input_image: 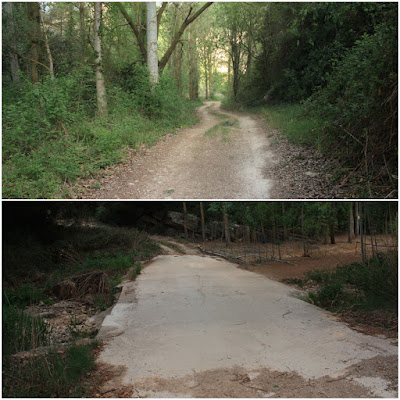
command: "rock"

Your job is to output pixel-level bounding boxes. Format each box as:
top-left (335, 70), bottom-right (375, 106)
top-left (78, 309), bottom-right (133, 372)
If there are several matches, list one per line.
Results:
top-left (304, 171), bottom-right (319, 178)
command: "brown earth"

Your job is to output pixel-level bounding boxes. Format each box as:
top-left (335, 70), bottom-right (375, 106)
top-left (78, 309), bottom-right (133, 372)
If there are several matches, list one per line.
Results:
top-left (94, 355), bottom-right (397, 398)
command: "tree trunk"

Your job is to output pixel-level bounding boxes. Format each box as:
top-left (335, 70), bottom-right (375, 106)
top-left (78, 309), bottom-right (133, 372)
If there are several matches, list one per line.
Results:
top-left (282, 203), bottom-right (288, 241)
top-left (359, 203), bottom-right (366, 263)
top-left (94, 2), bottom-right (108, 115)
top-left (207, 49), bottom-right (213, 98)
top-left (117, 3), bottom-right (147, 61)
top-left (188, 25), bottom-right (199, 100)
top-left (348, 203), bottom-right (354, 243)
top-left (200, 202), bottom-right (206, 242)
top-left (146, 2), bottom-right (159, 92)
top-left (227, 56), bottom-right (232, 98)
top-left (355, 202), bottom-right (360, 237)
top-left (222, 203), bottom-right (230, 244)
top-left (4, 2), bottom-right (20, 86)
top-left (329, 203), bottom-right (336, 245)
top-left (27, 2), bottom-right (41, 83)
top-left (173, 42), bottom-right (183, 95)
top-left (183, 202), bottom-right (189, 239)
top-left (79, 3), bottom-right (87, 51)
top-left (39, 7), bottom-right (54, 80)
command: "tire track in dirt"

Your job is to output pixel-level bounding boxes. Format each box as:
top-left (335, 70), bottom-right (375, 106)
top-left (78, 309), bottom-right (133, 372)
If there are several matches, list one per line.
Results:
top-left (80, 101), bottom-right (277, 199)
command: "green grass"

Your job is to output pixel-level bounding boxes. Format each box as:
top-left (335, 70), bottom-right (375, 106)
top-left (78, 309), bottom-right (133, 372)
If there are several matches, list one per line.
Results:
top-left (3, 342), bottom-right (99, 397)
top-left (204, 119), bottom-right (238, 143)
top-left (261, 103), bottom-right (327, 151)
top-left (2, 76), bottom-right (201, 199)
top-left (304, 252), bottom-right (398, 312)
top-left (159, 240), bottom-right (186, 254)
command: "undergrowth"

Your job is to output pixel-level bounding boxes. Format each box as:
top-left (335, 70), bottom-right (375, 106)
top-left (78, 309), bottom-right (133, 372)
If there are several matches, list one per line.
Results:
top-left (3, 224), bottom-right (161, 397)
top-left (261, 104), bottom-right (327, 152)
top-left (304, 251), bottom-right (397, 312)
top-left (3, 342), bottom-right (99, 398)
top-left (2, 70), bottom-right (201, 199)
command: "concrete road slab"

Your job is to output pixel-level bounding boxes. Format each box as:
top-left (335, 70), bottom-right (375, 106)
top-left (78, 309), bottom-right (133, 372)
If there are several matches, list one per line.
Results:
top-left (98, 255), bottom-right (397, 394)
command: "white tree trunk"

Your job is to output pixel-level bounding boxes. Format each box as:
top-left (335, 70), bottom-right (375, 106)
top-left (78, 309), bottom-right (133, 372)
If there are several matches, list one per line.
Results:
top-left (146, 2), bottom-right (159, 92)
top-left (94, 2), bottom-right (107, 115)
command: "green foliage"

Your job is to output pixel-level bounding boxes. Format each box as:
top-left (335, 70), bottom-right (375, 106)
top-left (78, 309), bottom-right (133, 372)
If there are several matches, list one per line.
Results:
top-left (3, 343), bottom-right (98, 398)
top-left (2, 305), bottom-right (51, 357)
top-left (261, 104), bottom-right (326, 149)
top-left (306, 22), bottom-right (397, 172)
top-left (306, 252), bottom-right (398, 311)
top-left (135, 262), bottom-right (143, 275)
top-left (3, 283), bottom-right (49, 309)
top-left (2, 69), bottom-right (200, 198)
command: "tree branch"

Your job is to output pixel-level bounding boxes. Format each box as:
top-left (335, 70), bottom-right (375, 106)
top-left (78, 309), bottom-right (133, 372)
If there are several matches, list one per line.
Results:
top-left (159, 2), bottom-right (213, 73)
top-left (9, 46), bottom-right (51, 72)
top-left (116, 2), bottom-right (147, 60)
top-left (157, 2), bottom-right (168, 37)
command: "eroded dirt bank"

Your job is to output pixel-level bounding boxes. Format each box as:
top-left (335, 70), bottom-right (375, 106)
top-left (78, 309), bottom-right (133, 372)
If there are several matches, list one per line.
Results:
top-left (96, 254), bottom-right (398, 397)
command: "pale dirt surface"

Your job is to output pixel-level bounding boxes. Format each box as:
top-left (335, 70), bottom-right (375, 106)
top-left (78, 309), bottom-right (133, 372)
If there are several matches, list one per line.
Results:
top-left (96, 253), bottom-right (398, 398)
top-left (77, 101), bottom-right (275, 199)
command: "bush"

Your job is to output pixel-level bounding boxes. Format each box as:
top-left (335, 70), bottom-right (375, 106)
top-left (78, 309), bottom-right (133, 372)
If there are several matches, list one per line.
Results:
top-left (3, 284), bottom-right (49, 309)
top-left (2, 305), bottom-right (51, 358)
top-left (306, 252), bottom-right (398, 311)
top-left (3, 343), bottom-right (98, 397)
top-left (2, 68), bottom-right (200, 199)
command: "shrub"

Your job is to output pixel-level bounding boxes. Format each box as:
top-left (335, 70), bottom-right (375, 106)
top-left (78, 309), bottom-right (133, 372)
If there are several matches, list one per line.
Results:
top-left (3, 343), bottom-right (98, 397)
top-left (2, 305), bottom-right (51, 358)
top-left (306, 252), bottom-right (397, 311)
top-left (3, 283), bottom-right (49, 309)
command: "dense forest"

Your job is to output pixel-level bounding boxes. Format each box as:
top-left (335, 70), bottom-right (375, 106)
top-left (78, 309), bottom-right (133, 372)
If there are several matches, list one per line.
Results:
top-left (2, 2), bottom-right (398, 198)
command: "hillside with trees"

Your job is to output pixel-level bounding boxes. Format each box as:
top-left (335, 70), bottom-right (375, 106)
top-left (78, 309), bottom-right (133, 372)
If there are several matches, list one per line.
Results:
top-left (2, 2), bottom-right (397, 198)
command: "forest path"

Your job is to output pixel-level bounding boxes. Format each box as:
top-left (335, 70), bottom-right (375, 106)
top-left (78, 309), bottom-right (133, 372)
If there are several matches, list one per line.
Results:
top-left (82, 101), bottom-right (276, 199)
top-left (97, 255), bottom-right (397, 398)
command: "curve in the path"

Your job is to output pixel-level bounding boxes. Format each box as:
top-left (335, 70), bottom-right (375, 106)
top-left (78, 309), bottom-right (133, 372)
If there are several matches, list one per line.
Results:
top-left (84, 101), bottom-right (276, 199)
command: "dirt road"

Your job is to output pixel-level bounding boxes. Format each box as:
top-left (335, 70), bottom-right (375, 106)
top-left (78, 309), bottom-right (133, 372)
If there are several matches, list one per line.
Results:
top-left (81, 102), bottom-right (276, 199)
top-left (97, 255), bottom-right (397, 397)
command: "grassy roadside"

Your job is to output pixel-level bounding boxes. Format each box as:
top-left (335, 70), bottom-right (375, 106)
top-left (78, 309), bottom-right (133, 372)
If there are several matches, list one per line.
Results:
top-left (290, 252), bottom-right (398, 333)
top-left (260, 103), bottom-right (327, 151)
top-left (2, 224), bottom-right (161, 397)
top-left (2, 76), bottom-right (202, 199)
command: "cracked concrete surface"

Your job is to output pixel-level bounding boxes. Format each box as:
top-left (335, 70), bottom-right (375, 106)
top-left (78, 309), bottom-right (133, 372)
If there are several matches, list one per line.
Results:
top-left (97, 255), bottom-right (397, 397)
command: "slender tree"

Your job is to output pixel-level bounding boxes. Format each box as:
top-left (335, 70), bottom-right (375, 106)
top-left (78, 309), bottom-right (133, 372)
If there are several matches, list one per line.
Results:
top-left (27, 2), bottom-right (41, 83)
top-left (146, 2), bottom-right (159, 92)
top-left (4, 2), bottom-right (20, 86)
top-left (348, 203), bottom-right (354, 243)
top-left (200, 202), bottom-right (206, 242)
top-left (94, 2), bottom-right (108, 115)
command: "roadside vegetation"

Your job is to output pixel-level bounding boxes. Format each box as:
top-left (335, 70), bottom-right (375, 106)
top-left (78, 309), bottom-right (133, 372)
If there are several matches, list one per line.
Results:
top-left (219, 2), bottom-right (397, 197)
top-left (3, 70), bottom-right (200, 199)
top-left (304, 252), bottom-right (397, 313)
top-left (3, 205), bottom-right (161, 397)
